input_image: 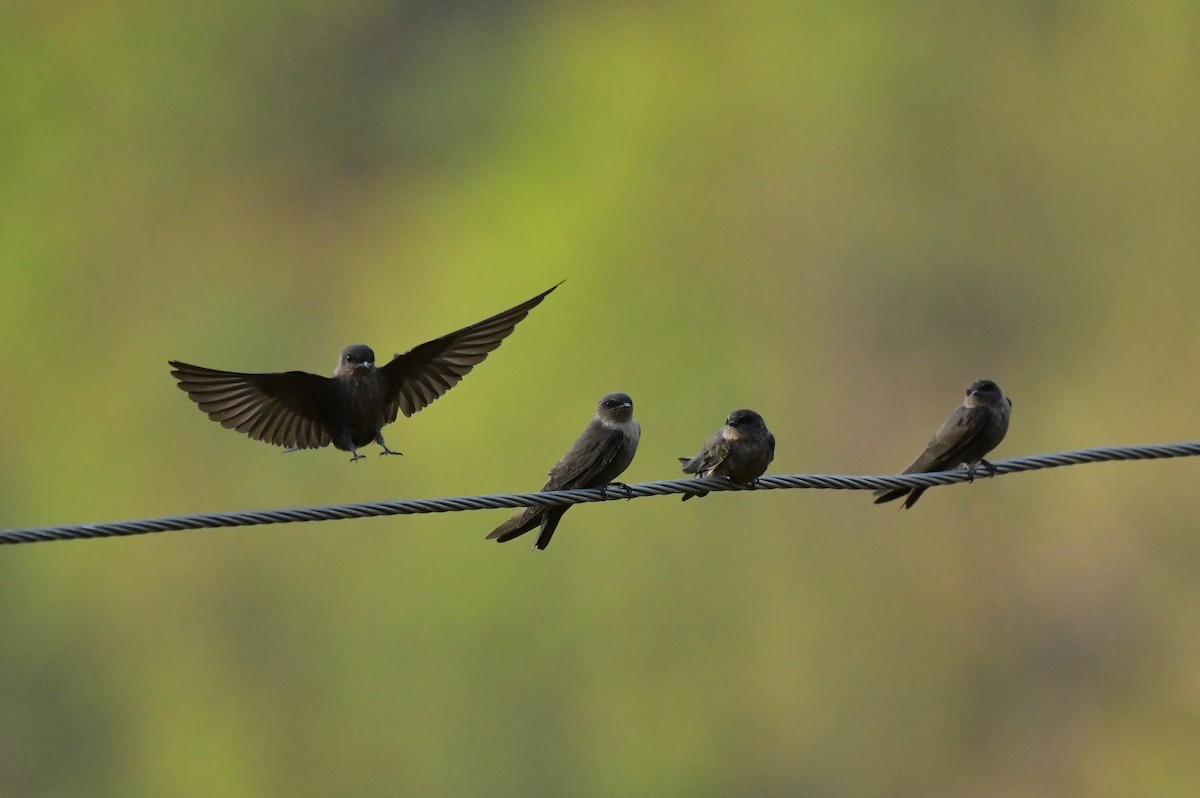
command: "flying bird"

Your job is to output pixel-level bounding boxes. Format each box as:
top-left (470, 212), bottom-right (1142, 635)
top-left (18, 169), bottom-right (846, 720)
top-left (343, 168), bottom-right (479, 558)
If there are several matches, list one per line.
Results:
top-left (169, 284), bottom-right (559, 462)
top-left (679, 409), bottom-right (775, 500)
top-left (487, 392), bottom-right (640, 550)
top-left (874, 379), bottom-right (1012, 508)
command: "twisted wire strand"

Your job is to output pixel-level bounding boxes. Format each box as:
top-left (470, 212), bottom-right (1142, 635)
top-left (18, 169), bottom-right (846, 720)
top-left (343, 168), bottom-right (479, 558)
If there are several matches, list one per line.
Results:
top-left (3, 441), bottom-right (1199, 546)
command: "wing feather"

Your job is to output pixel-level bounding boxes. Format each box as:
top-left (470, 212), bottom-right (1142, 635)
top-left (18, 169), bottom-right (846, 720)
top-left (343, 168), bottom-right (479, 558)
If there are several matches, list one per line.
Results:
top-left (380, 284), bottom-right (559, 421)
top-left (903, 407), bottom-right (992, 473)
top-left (680, 433), bottom-right (731, 477)
top-left (546, 424), bottom-right (627, 490)
top-left (169, 361), bottom-right (335, 450)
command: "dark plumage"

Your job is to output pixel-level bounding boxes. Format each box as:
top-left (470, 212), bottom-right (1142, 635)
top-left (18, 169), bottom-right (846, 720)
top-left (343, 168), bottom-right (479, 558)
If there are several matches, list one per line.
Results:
top-left (874, 379), bottom-right (1012, 508)
top-left (487, 393), bottom-right (640, 550)
top-left (679, 409), bottom-right (775, 500)
top-left (169, 284), bottom-right (559, 461)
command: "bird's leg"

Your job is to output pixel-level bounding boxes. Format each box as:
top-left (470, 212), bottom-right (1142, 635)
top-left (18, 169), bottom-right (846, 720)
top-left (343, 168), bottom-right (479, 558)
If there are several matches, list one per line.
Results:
top-left (375, 433), bottom-right (403, 457)
top-left (980, 459), bottom-right (997, 478)
top-left (606, 482), bottom-right (635, 500)
top-left (962, 462), bottom-right (977, 483)
top-left (349, 449), bottom-right (365, 463)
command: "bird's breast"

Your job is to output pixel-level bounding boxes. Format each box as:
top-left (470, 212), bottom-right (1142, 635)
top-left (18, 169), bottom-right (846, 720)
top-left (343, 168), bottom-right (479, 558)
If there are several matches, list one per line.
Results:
top-left (333, 375), bottom-right (389, 444)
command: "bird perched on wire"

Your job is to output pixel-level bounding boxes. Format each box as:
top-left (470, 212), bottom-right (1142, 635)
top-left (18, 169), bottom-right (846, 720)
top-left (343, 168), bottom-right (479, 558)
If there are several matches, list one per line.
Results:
top-left (679, 409), bottom-right (775, 500)
top-left (874, 379), bottom-right (1012, 508)
top-left (169, 283), bottom-right (559, 462)
top-left (487, 392), bottom-right (640, 550)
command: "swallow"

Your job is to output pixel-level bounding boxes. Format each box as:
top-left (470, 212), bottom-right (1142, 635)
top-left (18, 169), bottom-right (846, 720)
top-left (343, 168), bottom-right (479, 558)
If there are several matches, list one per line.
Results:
top-left (169, 284), bottom-right (559, 462)
top-left (874, 379), bottom-right (1012, 508)
top-left (679, 409), bottom-right (775, 500)
top-left (487, 392), bottom-right (640, 550)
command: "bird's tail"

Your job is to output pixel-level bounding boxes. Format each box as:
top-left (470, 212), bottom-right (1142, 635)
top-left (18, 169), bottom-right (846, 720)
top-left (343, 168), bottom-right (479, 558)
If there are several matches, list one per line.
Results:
top-left (872, 487), bottom-right (926, 508)
top-left (874, 457), bottom-right (929, 508)
top-left (488, 505), bottom-right (572, 548)
top-left (487, 507), bottom-right (544, 543)
top-left (534, 507), bottom-right (568, 550)
top-left (679, 456), bottom-right (709, 501)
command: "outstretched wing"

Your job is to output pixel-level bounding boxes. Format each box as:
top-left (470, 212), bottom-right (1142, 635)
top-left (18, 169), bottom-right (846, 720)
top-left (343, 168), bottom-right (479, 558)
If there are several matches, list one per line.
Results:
top-left (169, 361), bottom-right (335, 450)
top-left (380, 283), bottom-right (559, 421)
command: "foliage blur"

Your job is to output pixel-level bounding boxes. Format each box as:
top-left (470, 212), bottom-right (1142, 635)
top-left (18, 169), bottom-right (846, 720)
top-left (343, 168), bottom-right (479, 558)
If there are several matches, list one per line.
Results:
top-left (3, 2), bottom-right (1200, 795)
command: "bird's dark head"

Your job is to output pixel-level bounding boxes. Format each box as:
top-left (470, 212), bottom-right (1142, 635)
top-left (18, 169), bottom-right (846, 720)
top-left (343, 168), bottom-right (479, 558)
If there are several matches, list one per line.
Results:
top-left (596, 392), bottom-right (634, 424)
top-left (336, 344), bottom-right (377, 376)
top-left (722, 408), bottom-right (767, 440)
top-left (964, 379), bottom-right (1005, 408)
top-left (726, 408), bottom-right (765, 430)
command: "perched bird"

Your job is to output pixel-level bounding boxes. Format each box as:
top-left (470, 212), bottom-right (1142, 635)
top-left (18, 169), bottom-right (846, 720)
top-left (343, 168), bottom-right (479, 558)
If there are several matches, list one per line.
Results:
top-left (874, 379), bottom-right (1012, 508)
top-left (679, 409), bottom-right (775, 500)
top-left (487, 392), bottom-right (640, 550)
top-left (169, 284), bottom-right (559, 462)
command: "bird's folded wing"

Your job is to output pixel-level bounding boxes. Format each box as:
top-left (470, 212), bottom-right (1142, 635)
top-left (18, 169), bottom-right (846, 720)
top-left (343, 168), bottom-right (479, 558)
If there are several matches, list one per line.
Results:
top-left (545, 425), bottom-right (627, 490)
top-left (380, 284), bottom-right (559, 421)
top-left (169, 361), bottom-right (334, 449)
top-left (905, 408), bottom-right (990, 473)
top-left (680, 436), bottom-right (730, 475)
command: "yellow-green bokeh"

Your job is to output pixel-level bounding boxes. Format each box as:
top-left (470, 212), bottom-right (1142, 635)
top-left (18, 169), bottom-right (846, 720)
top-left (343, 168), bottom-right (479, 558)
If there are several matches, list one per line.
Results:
top-left (3, 2), bottom-right (1200, 796)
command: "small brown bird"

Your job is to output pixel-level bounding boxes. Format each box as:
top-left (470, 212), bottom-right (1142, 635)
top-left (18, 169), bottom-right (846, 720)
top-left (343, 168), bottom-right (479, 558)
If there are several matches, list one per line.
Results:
top-left (874, 379), bottom-right (1012, 508)
top-left (487, 392), bottom-right (640, 550)
top-left (170, 284), bottom-right (558, 462)
top-left (679, 409), bottom-right (775, 500)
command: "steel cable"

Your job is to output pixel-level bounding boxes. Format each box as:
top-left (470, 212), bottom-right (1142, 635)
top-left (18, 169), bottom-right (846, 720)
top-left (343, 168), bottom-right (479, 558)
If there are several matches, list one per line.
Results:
top-left (2, 441), bottom-right (1198, 546)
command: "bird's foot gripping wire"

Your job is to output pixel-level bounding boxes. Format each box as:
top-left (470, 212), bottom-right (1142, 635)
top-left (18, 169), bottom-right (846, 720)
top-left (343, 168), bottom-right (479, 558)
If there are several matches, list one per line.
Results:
top-left (962, 463), bottom-right (977, 483)
top-left (605, 482), bottom-right (635, 500)
top-left (980, 459), bottom-right (997, 477)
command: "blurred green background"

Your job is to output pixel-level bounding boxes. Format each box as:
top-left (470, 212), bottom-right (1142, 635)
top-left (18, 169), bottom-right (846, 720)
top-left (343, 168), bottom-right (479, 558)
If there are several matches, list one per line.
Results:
top-left (4, 1), bottom-right (1200, 795)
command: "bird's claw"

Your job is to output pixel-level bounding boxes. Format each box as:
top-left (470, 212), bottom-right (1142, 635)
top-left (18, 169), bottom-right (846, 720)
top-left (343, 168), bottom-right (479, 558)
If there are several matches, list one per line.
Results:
top-left (606, 482), bottom-right (634, 500)
top-left (962, 463), bottom-right (977, 483)
top-left (981, 459), bottom-right (997, 478)
top-left (374, 434), bottom-right (402, 457)
top-left (349, 452), bottom-right (365, 463)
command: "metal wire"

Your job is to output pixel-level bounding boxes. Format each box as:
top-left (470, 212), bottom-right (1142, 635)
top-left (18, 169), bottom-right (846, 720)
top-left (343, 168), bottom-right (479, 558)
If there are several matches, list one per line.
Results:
top-left (3, 441), bottom-right (1199, 546)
